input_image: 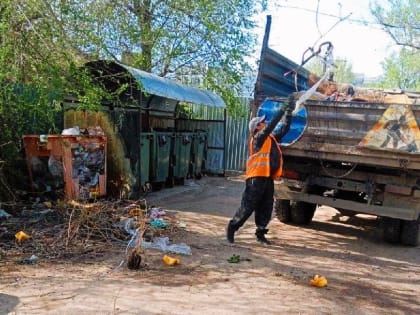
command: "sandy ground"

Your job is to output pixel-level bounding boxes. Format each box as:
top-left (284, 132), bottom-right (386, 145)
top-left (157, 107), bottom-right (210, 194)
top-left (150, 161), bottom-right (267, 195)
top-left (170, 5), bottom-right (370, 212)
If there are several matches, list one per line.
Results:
top-left (1, 175), bottom-right (420, 315)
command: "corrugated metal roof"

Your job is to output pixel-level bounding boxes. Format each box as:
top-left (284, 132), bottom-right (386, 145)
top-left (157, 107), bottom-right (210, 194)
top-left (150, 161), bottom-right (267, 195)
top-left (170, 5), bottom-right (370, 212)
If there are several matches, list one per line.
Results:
top-left (85, 60), bottom-right (225, 108)
top-left (121, 64), bottom-right (225, 108)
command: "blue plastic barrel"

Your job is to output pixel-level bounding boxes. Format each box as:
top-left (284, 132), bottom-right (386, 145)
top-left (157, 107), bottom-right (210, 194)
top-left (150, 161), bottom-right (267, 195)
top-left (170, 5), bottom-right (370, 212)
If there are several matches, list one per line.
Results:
top-left (257, 99), bottom-right (307, 146)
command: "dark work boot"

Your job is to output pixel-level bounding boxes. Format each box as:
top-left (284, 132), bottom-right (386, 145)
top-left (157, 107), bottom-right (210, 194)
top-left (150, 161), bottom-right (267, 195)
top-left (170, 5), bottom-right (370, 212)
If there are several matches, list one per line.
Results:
top-left (255, 229), bottom-right (271, 245)
top-left (226, 223), bottom-right (235, 243)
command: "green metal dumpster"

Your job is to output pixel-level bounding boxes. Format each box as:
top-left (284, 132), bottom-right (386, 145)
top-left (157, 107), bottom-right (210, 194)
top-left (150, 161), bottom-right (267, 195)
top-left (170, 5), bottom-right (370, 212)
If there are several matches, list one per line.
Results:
top-left (138, 132), bottom-right (153, 192)
top-left (150, 131), bottom-right (173, 188)
top-left (173, 132), bottom-right (193, 184)
top-left (190, 131), bottom-right (207, 179)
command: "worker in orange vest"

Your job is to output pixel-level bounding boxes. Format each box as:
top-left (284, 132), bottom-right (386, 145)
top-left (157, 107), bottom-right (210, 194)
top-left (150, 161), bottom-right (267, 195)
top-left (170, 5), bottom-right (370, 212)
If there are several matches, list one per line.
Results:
top-left (226, 99), bottom-right (292, 245)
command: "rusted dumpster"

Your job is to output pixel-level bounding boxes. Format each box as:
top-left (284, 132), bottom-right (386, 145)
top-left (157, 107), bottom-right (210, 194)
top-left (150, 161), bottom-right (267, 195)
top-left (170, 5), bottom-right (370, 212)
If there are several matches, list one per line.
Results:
top-left (23, 129), bottom-right (107, 200)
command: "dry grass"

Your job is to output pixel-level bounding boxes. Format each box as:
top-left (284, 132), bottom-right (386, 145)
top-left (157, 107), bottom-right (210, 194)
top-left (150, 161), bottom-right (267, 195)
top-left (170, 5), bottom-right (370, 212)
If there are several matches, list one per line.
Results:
top-left (64, 110), bottom-right (134, 198)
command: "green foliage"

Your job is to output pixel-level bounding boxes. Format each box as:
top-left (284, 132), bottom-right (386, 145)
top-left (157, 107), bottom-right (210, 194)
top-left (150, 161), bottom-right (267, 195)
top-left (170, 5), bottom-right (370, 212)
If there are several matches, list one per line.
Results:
top-left (77, 0), bottom-right (264, 115)
top-left (370, 0), bottom-right (419, 91)
top-left (203, 66), bottom-right (249, 118)
top-left (0, 0), bottom-right (266, 197)
top-left (376, 48), bottom-right (420, 90)
top-left (176, 103), bottom-right (195, 119)
top-left (0, 0), bottom-right (110, 195)
top-left (370, 0), bottom-right (419, 50)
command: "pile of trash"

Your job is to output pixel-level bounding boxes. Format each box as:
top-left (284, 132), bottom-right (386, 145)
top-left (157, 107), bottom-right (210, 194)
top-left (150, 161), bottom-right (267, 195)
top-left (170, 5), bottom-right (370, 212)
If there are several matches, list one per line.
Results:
top-left (0, 198), bottom-right (190, 264)
top-left (304, 73), bottom-right (420, 105)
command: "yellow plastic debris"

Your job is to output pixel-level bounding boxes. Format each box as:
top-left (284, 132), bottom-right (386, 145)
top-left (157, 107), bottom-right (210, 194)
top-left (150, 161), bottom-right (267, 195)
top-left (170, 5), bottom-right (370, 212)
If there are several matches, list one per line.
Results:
top-left (310, 274), bottom-right (328, 288)
top-left (15, 231), bottom-right (31, 243)
top-left (43, 201), bottom-right (52, 208)
top-left (128, 207), bottom-right (142, 217)
top-left (162, 254), bottom-right (180, 266)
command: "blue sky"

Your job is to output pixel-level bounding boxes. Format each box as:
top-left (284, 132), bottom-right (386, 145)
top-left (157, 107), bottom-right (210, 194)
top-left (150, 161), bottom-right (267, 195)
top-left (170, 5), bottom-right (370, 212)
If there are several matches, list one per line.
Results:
top-left (254, 0), bottom-right (396, 77)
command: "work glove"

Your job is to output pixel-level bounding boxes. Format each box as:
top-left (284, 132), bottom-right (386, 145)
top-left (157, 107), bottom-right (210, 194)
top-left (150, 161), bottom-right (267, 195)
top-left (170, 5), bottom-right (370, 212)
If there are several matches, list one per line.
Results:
top-left (284, 102), bottom-right (293, 117)
top-left (285, 94), bottom-right (296, 117)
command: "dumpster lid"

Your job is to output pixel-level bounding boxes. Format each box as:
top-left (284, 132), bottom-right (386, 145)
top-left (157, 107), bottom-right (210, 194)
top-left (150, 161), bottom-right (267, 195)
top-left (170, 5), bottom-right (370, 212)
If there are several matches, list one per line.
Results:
top-left (85, 60), bottom-right (225, 108)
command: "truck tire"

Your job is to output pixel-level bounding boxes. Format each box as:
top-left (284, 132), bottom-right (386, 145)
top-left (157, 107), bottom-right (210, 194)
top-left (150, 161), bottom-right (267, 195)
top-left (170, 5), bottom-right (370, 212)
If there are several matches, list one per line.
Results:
top-left (290, 201), bottom-right (316, 225)
top-left (274, 199), bottom-right (292, 223)
top-left (382, 217), bottom-right (401, 244)
top-left (400, 219), bottom-right (420, 246)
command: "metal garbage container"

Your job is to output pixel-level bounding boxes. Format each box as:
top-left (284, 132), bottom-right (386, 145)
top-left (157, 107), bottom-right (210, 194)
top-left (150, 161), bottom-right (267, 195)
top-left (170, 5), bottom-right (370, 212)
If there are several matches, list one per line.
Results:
top-left (190, 130), bottom-right (207, 179)
top-left (173, 132), bottom-right (193, 185)
top-left (23, 130), bottom-right (107, 200)
top-left (150, 131), bottom-right (173, 189)
top-left (138, 132), bottom-right (153, 192)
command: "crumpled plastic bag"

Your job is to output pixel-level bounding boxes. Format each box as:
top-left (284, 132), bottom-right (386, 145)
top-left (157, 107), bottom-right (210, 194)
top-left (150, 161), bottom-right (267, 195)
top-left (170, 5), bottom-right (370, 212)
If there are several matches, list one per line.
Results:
top-left (19, 254), bottom-right (38, 265)
top-left (0, 209), bottom-right (12, 220)
top-left (61, 126), bottom-right (80, 135)
top-left (142, 237), bottom-right (192, 255)
top-left (149, 207), bottom-right (166, 219)
top-left (119, 217), bottom-right (137, 236)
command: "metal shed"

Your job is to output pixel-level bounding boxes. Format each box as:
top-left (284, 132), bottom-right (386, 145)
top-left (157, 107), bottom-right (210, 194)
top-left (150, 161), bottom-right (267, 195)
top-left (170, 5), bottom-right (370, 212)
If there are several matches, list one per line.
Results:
top-left (64, 60), bottom-right (226, 198)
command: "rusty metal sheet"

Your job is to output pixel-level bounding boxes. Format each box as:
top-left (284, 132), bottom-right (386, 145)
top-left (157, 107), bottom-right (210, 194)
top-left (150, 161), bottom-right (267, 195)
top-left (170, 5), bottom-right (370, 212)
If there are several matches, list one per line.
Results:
top-left (278, 100), bottom-right (420, 171)
top-left (23, 134), bottom-right (107, 200)
top-left (384, 184), bottom-right (412, 195)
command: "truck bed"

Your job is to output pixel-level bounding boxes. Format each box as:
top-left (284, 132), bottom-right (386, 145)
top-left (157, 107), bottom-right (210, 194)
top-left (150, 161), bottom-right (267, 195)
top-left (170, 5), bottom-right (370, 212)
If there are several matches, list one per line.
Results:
top-left (284, 99), bottom-right (420, 171)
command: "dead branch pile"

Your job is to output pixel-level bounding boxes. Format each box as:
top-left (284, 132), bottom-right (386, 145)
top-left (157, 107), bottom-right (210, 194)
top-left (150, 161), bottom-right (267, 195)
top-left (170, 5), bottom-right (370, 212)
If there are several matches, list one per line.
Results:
top-left (0, 198), bottom-right (177, 262)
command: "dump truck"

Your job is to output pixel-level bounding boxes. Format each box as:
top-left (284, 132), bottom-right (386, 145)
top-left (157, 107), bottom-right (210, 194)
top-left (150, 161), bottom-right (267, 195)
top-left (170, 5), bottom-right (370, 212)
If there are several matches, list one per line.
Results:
top-left (255, 15), bottom-right (420, 246)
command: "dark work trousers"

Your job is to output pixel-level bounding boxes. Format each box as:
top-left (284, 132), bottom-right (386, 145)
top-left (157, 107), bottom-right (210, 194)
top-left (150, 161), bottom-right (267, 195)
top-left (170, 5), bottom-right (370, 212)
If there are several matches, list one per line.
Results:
top-left (228, 177), bottom-right (274, 232)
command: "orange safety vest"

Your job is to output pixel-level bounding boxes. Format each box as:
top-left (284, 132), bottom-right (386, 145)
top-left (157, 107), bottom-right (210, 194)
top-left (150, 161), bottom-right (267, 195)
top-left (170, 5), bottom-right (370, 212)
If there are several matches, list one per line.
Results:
top-left (245, 134), bottom-right (283, 179)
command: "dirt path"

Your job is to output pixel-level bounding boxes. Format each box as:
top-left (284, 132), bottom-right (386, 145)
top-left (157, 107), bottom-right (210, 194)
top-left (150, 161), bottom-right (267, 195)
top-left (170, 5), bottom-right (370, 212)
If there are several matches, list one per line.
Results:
top-left (1, 176), bottom-right (420, 314)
